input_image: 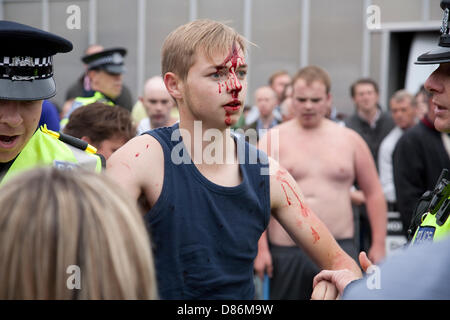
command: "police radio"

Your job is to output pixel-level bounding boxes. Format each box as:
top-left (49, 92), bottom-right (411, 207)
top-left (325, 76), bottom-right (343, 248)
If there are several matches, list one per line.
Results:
top-left (408, 169), bottom-right (450, 240)
top-left (430, 169), bottom-right (450, 226)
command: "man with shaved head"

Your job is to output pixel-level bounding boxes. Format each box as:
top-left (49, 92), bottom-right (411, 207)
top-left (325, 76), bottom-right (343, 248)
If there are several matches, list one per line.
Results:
top-left (136, 76), bottom-right (178, 135)
top-left (244, 86), bottom-right (280, 143)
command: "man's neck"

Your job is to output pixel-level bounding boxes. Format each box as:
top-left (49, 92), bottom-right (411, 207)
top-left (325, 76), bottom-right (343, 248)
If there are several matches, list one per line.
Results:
top-left (259, 114), bottom-right (275, 129)
top-left (90, 85), bottom-right (115, 100)
top-left (150, 117), bottom-right (175, 130)
top-left (401, 118), bottom-right (419, 131)
top-left (179, 119), bottom-right (237, 166)
top-left (296, 116), bottom-right (325, 132)
top-left (357, 107), bottom-right (379, 126)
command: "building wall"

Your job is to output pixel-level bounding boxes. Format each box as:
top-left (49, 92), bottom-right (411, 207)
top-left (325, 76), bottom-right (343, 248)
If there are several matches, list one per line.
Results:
top-left (1, 0), bottom-right (442, 115)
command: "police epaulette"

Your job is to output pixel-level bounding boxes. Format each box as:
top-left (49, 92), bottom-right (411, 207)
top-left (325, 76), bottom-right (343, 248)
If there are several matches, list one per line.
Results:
top-left (40, 125), bottom-right (97, 154)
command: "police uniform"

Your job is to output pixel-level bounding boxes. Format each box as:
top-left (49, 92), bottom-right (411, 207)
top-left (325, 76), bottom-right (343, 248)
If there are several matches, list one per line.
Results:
top-left (411, 0), bottom-right (450, 243)
top-left (60, 47), bottom-right (127, 128)
top-left (0, 20), bottom-right (103, 184)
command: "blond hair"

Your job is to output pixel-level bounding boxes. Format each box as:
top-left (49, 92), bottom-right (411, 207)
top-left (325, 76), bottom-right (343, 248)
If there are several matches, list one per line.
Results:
top-left (161, 19), bottom-right (247, 80)
top-left (0, 168), bottom-right (157, 299)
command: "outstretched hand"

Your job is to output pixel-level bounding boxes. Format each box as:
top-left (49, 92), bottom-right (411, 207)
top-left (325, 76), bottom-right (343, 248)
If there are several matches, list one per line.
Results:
top-left (359, 251), bottom-right (373, 272)
top-left (311, 279), bottom-right (339, 300)
top-left (311, 251), bottom-right (374, 299)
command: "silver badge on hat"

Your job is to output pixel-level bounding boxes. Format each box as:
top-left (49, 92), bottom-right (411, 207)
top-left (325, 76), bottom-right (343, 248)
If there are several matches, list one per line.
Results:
top-left (11, 56), bottom-right (36, 81)
top-left (112, 53), bottom-right (123, 64)
top-left (441, 8), bottom-right (449, 35)
top-left (11, 56), bottom-right (35, 67)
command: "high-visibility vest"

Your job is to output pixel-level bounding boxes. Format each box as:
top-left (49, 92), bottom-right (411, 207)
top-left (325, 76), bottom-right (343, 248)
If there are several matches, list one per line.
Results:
top-left (60, 91), bottom-right (115, 128)
top-left (0, 125), bottom-right (102, 185)
top-left (412, 205), bottom-right (450, 244)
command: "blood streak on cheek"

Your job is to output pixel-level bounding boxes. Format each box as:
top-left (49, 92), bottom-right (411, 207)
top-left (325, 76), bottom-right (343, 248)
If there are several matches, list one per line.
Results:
top-left (311, 227), bottom-right (320, 244)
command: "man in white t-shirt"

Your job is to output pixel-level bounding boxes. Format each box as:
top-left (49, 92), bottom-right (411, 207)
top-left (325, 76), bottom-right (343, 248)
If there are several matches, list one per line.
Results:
top-left (378, 90), bottom-right (417, 206)
top-left (137, 76), bottom-right (178, 135)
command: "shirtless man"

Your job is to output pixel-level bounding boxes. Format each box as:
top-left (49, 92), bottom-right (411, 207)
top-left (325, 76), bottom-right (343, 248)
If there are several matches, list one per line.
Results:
top-left (255, 66), bottom-right (386, 300)
top-left (107, 20), bottom-right (361, 299)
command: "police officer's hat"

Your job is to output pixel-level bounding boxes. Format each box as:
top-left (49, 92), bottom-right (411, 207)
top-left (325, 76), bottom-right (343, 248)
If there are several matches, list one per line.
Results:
top-left (0, 20), bottom-right (72, 100)
top-left (416, 0), bottom-right (450, 64)
top-left (82, 47), bottom-right (127, 75)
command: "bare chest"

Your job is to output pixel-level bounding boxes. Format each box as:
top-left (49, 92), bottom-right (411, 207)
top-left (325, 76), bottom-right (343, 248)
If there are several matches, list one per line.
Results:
top-left (278, 133), bottom-right (355, 183)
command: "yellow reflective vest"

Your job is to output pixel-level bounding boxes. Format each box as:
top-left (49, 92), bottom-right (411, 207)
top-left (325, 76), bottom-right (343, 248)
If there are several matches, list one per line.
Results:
top-left (412, 203), bottom-right (450, 244)
top-left (0, 125), bottom-right (102, 186)
top-left (60, 91), bottom-right (115, 128)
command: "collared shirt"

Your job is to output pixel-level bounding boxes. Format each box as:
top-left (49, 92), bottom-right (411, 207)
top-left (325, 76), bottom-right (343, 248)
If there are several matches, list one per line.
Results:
top-left (256, 117), bottom-right (279, 132)
top-left (378, 126), bottom-right (404, 202)
top-left (358, 109), bottom-right (381, 129)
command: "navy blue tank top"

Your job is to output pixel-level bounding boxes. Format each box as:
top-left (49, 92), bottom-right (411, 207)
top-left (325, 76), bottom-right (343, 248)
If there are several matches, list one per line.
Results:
top-left (144, 124), bottom-right (270, 299)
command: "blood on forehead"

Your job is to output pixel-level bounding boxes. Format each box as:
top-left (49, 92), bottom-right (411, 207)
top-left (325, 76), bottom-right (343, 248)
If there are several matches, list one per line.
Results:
top-left (221, 42), bottom-right (245, 70)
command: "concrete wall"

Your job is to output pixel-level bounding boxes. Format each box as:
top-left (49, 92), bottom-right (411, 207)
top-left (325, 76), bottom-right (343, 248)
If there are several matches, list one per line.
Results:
top-left (1, 0), bottom-right (443, 115)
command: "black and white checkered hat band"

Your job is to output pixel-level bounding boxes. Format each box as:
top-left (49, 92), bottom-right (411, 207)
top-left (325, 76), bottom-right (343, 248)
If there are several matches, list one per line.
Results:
top-left (88, 54), bottom-right (123, 69)
top-left (0, 56), bottom-right (53, 81)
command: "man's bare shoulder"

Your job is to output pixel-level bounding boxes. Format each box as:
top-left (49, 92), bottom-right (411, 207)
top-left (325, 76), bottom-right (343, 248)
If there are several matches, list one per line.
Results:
top-left (341, 124), bottom-right (367, 146)
top-left (110, 134), bottom-right (163, 162)
top-left (107, 133), bottom-right (164, 179)
top-left (262, 119), bottom-right (297, 141)
top-left (107, 133), bottom-right (165, 202)
top-left (274, 118), bottom-right (298, 134)
top-left (326, 120), bottom-right (364, 144)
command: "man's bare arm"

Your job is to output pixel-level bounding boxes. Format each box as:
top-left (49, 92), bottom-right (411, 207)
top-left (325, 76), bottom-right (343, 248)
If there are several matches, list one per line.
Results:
top-left (268, 156), bottom-right (362, 275)
top-left (107, 134), bottom-right (164, 206)
top-left (351, 131), bottom-right (387, 263)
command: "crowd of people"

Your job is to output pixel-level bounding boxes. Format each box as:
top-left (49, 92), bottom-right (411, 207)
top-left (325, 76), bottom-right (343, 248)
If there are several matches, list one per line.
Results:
top-left (1, 0), bottom-right (450, 301)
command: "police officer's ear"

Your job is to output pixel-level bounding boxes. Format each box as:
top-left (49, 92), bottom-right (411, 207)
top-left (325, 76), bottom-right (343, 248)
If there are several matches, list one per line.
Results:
top-left (87, 69), bottom-right (99, 82)
top-left (164, 72), bottom-right (183, 101)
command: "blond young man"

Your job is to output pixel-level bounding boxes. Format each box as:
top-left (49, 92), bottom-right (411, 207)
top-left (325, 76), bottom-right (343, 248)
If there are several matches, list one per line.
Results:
top-left (107, 20), bottom-right (361, 299)
top-left (255, 66), bottom-right (386, 299)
